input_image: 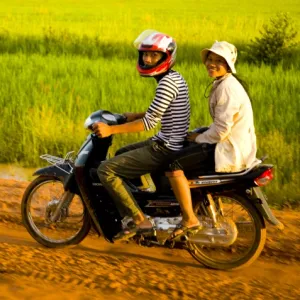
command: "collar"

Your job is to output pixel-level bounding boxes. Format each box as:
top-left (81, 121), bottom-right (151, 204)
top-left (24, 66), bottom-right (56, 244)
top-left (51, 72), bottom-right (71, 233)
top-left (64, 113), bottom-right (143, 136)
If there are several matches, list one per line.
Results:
top-left (154, 70), bottom-right (172, 83)
top-left (214, 72), bottom-right (232, 84)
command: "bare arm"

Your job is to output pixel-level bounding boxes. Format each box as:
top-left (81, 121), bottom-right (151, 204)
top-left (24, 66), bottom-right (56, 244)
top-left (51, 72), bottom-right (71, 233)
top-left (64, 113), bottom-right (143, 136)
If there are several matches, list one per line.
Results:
top-left (124, 112), bottom-right (146, 122)
top-left (111, 119), bottom-right (145, 134)
top-left (92, 119), bottom-right (145, 138)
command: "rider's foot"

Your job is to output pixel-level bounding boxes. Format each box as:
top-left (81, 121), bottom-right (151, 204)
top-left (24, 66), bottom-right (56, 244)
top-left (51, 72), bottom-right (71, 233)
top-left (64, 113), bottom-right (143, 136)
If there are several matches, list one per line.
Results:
top-left (132, 212), bottom-right (153, 230)
top-left (113, 214), bottom-right (153, 241)
top-left (136, 218), bottom-right (153, 229)
top-left (113, 226), bottom-right (139, 241)
top-left (123, 213), bottom-right (153, 229)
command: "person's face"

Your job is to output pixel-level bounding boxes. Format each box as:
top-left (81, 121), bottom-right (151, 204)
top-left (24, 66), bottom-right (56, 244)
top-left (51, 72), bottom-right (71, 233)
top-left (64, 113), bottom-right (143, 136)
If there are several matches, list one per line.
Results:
top-left (142, 51), bottom-right (163, 67)
top-left (205, 52), bottom-right (229, 78)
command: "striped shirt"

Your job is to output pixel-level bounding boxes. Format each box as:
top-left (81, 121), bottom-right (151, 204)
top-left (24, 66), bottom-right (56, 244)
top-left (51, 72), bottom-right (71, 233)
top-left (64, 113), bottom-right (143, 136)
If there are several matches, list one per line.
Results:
top-left (142, 70), bottom-right (190, 151)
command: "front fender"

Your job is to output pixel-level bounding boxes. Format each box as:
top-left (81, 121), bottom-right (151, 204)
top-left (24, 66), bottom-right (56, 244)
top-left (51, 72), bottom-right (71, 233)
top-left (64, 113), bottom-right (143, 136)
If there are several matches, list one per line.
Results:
top-left (33, 165), bottom-right (79, 195)
top-left (33, 164), bottom-right (71, 179)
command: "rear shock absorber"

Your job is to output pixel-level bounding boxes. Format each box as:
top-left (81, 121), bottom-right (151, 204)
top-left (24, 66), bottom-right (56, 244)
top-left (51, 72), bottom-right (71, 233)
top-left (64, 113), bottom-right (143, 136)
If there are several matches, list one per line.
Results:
top-left (203, 193), bottom-right (218, 227)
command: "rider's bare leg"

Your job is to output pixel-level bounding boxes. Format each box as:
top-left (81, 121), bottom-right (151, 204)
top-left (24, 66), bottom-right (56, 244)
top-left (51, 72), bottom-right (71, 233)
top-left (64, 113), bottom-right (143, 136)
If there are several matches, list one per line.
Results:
top-left (166, 170), bottom-right (199, 227)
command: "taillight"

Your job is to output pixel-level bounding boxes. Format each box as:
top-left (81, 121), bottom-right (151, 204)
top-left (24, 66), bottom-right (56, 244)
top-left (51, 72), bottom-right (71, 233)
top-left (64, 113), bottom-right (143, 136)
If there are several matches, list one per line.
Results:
top-left (254, 168), bottom-right (274, 186)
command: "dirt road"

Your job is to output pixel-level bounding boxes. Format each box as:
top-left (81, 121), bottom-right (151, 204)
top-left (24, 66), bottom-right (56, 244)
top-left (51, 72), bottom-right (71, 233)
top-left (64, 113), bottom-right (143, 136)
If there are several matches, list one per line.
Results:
top-left (0, 179), bottom-right (299, 299)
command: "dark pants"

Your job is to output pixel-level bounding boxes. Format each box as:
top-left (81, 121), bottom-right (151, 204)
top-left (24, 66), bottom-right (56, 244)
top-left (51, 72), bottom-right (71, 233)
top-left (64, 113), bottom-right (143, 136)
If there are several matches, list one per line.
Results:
top-left (169, 142), bottom-right (216, 173)
top-left (97, 139), bottom-right (172, 218)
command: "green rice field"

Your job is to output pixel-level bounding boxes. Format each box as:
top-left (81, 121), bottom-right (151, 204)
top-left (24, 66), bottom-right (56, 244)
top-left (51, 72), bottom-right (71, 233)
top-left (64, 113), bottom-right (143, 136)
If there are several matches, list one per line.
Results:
top-left (0, 0), bottom-right (299, 206)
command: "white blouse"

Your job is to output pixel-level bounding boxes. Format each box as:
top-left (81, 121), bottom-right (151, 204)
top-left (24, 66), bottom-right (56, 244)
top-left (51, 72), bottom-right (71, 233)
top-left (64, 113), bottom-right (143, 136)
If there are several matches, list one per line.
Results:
top-left (195, 74), bottom-right (257, 172)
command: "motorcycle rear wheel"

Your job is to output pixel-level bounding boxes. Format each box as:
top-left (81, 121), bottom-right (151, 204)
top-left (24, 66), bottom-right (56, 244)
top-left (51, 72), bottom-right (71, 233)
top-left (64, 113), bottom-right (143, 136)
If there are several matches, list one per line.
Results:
top-left (21, 175), bottom-right (91, 248)
top-left (188, 191), bottom-right (266, 270)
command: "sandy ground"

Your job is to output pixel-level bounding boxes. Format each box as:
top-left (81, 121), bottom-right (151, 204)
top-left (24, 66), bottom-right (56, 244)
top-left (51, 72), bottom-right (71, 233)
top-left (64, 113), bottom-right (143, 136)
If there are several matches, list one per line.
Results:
top-left (0, 179), bottom-right (299, 300)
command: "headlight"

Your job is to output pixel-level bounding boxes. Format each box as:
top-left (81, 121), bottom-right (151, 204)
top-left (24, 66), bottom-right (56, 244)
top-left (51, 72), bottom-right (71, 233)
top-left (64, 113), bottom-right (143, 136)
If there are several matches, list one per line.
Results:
top-left (102, 112), bottom-right (117, 123)
top-left (84, 116), bottom-right (93, 129)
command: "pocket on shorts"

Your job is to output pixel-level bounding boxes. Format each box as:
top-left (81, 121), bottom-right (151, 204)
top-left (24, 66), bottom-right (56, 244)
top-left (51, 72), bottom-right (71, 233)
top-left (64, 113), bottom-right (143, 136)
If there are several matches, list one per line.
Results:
top-left (151, 141), bottom-right (170, 155)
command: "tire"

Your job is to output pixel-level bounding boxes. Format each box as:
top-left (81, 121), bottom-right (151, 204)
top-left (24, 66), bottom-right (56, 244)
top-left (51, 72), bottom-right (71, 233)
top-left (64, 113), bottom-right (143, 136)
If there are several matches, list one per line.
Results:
top-left (188, 191), bottom-right (266, 270)
top-left (21, 175), bottom-right (91, 248)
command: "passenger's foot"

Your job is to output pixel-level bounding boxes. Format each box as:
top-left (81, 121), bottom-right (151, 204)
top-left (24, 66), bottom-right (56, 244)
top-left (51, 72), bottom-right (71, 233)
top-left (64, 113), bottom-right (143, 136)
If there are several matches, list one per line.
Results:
top-left (167, 222), bottom-right (202, 241)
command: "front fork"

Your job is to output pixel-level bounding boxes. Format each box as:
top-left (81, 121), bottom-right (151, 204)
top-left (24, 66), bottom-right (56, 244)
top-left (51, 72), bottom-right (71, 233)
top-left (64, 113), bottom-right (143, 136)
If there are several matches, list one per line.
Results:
top-left (50, 191), bottom-right (75, 222)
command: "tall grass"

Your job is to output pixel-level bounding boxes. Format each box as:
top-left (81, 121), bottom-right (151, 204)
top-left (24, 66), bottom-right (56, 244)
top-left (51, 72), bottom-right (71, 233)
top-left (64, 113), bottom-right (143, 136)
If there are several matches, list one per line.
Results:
top-left (0, 53), bottom-right (299, 205)
top-left (0, 0), bottom-right (299, 205)
top-left (0, 0), bottom-right (299, 42)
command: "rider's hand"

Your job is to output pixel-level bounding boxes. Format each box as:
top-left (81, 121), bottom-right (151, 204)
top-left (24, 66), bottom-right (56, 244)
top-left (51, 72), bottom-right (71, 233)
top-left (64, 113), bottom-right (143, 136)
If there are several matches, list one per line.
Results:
top-left (92, 122), bottom-right (112, 138)
top-left (187, 132), bottom-right (200, 142)
top-left (123, 112), bottom-right (136, 122)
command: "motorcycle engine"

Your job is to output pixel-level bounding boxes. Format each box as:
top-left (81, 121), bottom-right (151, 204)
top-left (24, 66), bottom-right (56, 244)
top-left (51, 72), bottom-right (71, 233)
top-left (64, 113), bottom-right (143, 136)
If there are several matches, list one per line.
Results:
top-left (122, 216), bottom-right (182, 243)
top-left (153, 216), bottom-right (182, 242)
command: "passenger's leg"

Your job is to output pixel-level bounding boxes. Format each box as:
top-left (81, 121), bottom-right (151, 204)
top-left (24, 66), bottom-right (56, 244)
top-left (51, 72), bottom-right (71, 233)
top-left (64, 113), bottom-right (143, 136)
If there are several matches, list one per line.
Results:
top-left (165, 170), bottom-right (199, 227)
top-left (166, 143), bottom-right (216, 239)
top-left (170, 143), bottom-right (216, 173)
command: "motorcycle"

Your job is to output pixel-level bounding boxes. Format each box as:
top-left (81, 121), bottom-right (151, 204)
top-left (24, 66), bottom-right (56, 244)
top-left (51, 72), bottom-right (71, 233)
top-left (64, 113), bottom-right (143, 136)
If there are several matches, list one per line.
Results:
top-left (21, 110), bottom-right (284, 270)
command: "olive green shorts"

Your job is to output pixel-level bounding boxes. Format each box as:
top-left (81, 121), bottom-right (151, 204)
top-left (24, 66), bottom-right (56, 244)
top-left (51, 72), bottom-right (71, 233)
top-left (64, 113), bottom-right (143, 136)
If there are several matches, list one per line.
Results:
top-left (97, 139), bottom-right (172, 217)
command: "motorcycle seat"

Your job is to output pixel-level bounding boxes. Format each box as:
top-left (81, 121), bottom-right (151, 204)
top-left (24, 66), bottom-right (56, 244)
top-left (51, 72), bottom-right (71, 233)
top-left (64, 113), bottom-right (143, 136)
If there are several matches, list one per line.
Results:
top-left (88, 159), bottom-right (262, 184)
top-left (185, 159), bottom-right (263, 179)
top-left (89, 167), bottom-right (247, 183)
top-left (185, 169), bottom-right (244, 178)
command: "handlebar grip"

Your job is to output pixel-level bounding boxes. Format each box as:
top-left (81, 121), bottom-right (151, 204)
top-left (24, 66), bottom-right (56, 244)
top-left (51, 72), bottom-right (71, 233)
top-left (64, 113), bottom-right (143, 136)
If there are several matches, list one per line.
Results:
top-left (114, 114), bottom-right (127, 124)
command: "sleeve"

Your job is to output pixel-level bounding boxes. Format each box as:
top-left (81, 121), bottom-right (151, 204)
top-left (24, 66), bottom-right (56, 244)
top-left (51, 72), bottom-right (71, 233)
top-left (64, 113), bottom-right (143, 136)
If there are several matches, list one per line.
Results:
top-left (142, 76), bottom-right (179, 131)
top-left (195, 83), bottom-right (240, 144)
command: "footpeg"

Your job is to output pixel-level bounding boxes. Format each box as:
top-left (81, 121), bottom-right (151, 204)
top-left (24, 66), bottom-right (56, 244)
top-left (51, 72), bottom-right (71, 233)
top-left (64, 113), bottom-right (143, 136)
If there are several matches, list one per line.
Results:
top-left (180, 235), bottom-right (188, 242)
top-left (164, 239), bottom-right (176, 249)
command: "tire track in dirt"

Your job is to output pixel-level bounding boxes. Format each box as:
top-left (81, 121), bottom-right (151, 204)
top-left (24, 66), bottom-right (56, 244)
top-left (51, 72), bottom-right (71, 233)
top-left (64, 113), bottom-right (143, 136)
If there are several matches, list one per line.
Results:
top-left (0, 224), bottom-right (300, 300)
top-left (0, 179), bottom-right (300, 299)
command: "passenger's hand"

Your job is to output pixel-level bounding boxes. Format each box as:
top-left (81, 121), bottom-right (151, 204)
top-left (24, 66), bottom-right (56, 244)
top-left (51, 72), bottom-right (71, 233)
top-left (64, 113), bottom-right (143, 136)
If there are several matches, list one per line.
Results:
top-left (123, 112), bottom-right (136, 122)
top-left (187, 132), bottom-right (200, 142)
top-left (92, 122), bottom-right (112, 138)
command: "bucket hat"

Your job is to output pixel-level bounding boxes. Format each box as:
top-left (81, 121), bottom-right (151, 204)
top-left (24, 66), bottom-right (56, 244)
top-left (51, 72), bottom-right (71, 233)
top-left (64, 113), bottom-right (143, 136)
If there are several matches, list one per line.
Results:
top-left (201, 41), bottom-right (237, 73)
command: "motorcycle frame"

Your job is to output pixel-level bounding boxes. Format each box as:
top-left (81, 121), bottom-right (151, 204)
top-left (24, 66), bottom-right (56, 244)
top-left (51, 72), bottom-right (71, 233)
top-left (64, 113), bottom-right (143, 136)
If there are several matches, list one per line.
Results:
top-left (32, 112), bottom-right (284, 242)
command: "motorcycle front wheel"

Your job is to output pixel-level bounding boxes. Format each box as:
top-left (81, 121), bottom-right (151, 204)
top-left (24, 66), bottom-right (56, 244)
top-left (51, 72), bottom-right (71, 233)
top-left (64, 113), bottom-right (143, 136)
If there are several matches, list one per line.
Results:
top-left (188, 191), bottom-right (266, 270)
top-left (21, 175), bottom-right (91, 248)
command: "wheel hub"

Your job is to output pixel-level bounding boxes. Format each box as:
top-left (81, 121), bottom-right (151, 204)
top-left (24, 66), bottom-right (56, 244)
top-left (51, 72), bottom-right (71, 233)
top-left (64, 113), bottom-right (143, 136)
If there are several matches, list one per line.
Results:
top-left (188, 216), bottom-right (238, 246)
top-left (45, 199), bottom-right (67, 223)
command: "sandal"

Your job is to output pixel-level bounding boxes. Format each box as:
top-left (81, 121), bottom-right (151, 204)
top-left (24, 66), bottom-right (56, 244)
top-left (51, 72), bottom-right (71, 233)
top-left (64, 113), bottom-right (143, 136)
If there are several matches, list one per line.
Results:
top-left (113, 223), bottom-right (154, 241)
top-left (167, 223), bottom-right (202, 241)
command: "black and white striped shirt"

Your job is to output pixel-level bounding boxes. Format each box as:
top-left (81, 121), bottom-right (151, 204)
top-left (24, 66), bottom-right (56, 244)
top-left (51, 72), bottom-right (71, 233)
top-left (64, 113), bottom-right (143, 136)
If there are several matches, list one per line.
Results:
top-left (142, 70), bottom-right (190, 151)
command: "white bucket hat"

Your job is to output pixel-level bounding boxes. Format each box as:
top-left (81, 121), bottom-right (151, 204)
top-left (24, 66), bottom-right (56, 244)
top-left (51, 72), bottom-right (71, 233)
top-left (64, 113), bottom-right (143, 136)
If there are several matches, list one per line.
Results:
top-left (201, 41), bottom-right (237, 73)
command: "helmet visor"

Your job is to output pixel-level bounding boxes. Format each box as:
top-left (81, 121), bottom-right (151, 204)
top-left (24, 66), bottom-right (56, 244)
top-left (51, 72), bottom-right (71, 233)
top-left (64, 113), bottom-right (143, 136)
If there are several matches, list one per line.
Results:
top-left (133, 29), bottom-right (160, 49)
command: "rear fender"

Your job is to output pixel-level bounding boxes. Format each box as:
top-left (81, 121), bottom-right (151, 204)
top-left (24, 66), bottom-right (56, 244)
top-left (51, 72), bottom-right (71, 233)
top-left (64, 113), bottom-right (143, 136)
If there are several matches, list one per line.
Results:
top-left (248, 187), bottom-right (284, 230)
top-left (242, 164), bottom-right (273, 181)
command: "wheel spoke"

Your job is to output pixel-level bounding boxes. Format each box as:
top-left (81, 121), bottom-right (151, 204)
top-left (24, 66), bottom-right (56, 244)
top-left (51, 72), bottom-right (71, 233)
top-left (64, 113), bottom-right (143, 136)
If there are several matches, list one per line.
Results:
top-left (26, 179), bottom-right (86, 243)
top-left (188, 192), bottom-right (266, 269)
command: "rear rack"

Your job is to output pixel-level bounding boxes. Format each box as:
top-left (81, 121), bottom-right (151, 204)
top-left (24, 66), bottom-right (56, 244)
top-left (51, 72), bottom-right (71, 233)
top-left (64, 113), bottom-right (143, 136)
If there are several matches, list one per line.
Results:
top-left (40, 151), bottom-right (75, 175)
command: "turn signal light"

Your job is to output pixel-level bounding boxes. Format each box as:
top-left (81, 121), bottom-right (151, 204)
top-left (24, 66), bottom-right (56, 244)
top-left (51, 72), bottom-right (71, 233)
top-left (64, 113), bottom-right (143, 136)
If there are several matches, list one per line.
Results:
top-left (254, 169), bottom-right (274, 186)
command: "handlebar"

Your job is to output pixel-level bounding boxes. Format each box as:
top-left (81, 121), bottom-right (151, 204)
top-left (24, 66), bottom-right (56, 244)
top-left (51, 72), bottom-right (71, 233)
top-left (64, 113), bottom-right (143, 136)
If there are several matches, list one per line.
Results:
top-left (84, 110), bottom-right (127, 130)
